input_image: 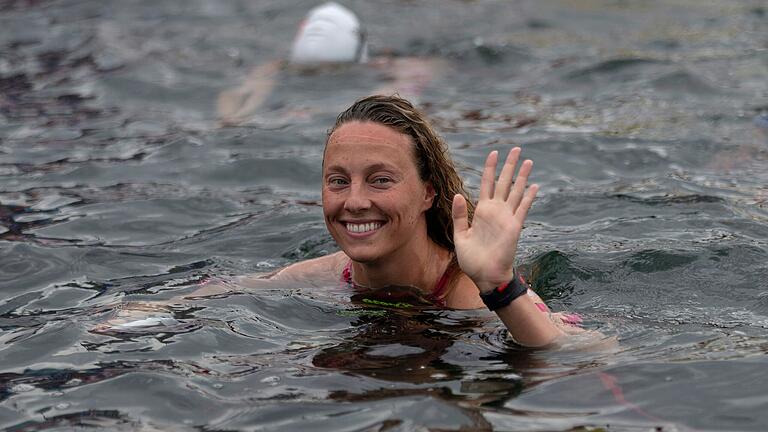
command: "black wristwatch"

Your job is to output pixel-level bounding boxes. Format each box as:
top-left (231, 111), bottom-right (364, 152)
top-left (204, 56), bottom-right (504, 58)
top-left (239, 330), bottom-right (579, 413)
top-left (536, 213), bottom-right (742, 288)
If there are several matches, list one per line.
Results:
top-left (479, 270), bottom-right (529, 311)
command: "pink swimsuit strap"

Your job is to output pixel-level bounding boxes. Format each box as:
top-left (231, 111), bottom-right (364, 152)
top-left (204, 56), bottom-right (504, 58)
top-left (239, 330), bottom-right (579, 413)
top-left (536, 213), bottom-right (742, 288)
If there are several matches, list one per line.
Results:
top-left (341, 260), bottom-right (450, 307)
top-left (341, 261), bottom-right (353, 285)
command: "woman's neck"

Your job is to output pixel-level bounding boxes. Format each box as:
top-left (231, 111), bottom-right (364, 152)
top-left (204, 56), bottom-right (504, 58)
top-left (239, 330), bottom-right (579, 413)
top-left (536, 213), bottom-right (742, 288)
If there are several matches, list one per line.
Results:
top-left (349, 237), bottom-right (452, 293)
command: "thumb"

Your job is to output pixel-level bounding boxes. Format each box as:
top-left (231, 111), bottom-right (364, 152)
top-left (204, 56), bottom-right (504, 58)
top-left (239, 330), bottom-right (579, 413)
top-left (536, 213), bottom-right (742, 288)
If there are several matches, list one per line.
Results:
top-left (452, 194), bottom-right (469, 238)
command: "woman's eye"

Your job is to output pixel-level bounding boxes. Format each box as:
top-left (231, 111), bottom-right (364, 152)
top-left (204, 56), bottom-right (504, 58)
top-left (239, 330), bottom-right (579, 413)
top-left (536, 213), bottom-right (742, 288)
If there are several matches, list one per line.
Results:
top-left (328, 178), bottom-right (348, 186)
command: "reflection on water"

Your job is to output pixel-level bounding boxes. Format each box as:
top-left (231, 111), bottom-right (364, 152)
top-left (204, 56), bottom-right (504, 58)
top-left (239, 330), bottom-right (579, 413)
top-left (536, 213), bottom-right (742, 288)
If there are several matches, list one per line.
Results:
top-left (1, 0), bottom-right (768, 430)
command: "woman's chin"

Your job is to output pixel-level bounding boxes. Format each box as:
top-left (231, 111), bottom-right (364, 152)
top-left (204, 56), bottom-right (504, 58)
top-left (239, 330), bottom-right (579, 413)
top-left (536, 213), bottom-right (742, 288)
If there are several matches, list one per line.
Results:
top-left (341, 246), bottom-right (384, 264)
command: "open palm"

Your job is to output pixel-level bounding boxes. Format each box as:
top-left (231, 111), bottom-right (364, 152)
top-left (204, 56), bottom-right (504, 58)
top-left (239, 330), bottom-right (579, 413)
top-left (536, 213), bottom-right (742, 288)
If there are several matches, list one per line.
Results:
top-left (451, 148), bottom-right (538, 293)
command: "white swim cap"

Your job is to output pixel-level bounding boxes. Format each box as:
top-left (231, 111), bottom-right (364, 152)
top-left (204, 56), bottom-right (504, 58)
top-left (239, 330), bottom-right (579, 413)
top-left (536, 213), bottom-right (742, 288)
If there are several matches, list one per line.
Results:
top-left (289, 2), bottom-right (367, 64)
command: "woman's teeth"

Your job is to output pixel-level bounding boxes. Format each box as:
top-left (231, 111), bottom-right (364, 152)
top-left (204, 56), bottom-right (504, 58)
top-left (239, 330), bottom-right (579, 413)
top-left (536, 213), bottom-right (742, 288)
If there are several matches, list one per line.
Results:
top-left (346, 222), bottom-right (381, 233)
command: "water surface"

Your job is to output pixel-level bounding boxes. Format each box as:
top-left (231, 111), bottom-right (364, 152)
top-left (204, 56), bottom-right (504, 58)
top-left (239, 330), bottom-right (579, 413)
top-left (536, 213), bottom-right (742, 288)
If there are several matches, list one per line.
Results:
top-left (1, 0), bottom-right (767, 430)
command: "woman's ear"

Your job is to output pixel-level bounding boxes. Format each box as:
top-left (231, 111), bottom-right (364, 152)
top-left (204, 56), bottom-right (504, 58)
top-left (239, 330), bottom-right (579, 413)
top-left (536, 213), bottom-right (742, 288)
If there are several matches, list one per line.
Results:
top-left (422, 182), bottom-right (436, 211)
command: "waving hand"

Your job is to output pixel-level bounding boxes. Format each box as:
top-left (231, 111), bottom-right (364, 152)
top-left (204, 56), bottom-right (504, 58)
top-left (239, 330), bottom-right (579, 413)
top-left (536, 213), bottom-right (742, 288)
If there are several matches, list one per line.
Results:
top-left (452, 148), bottom-right (538, 293)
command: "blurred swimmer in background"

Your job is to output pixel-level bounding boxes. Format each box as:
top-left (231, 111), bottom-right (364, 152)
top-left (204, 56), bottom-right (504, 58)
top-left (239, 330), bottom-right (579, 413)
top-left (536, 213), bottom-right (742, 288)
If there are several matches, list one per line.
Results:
top-left (217, 2), bottom-right (445, 126)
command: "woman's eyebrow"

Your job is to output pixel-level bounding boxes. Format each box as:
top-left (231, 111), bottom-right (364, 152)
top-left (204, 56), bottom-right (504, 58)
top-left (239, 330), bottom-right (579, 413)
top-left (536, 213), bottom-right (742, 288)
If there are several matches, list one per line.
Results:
top-left (324, 164), bottom-right (348, 174)
top-left (366, 162), bottom-right (397, 172)
top-left (325, 162), bottom-right (397, 173)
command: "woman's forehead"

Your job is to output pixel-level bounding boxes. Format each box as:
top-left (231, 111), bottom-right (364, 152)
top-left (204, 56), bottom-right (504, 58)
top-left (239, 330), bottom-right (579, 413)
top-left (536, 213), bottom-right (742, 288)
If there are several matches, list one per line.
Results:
top-left (324, 121), bottom-right (417, 170)
top-left (327, 121), bottom-right (411, 147)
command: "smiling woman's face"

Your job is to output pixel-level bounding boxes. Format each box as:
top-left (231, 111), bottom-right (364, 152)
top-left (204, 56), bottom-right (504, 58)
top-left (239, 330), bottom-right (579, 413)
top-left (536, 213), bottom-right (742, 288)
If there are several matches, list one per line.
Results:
top-left (322, 121), bottom-right (435, 264)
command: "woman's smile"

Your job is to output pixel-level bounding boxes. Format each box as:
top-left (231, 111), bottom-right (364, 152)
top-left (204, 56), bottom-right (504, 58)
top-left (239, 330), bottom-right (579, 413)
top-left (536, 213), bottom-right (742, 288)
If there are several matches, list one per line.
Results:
top-left (344, 221), bottom-right (385, 235)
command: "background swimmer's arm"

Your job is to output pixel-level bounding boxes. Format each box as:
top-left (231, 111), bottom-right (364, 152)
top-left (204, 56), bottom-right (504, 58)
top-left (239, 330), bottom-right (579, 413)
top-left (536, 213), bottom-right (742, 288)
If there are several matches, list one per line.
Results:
top-left (452, 148), bottom-right (564, 347)
top-left (217, 60), bottom-right (283, 126)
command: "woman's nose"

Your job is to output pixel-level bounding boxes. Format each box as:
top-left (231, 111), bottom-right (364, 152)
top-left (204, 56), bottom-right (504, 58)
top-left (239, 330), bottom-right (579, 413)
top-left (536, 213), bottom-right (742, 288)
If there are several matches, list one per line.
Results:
top-left (343, 183), bottom-right (372, 212)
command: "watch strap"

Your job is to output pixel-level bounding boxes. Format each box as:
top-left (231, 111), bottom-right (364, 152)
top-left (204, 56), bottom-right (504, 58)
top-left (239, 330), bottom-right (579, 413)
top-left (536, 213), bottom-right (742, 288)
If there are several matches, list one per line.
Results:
top-left (479, 270), bottom-right (529, 311)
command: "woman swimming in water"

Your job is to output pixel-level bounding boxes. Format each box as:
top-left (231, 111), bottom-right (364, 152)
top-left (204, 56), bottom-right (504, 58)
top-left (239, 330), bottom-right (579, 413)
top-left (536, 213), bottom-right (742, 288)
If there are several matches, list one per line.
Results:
top-left (263, 94), bottom-right (580, 346)
top-left (106, 94), bottom-right (581, 347)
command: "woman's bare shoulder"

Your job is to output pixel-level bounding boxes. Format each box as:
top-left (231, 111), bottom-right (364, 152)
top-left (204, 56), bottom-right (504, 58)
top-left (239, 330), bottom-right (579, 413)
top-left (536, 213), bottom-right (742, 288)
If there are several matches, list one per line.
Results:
top-left (271, 251), bottom-right (349, 282)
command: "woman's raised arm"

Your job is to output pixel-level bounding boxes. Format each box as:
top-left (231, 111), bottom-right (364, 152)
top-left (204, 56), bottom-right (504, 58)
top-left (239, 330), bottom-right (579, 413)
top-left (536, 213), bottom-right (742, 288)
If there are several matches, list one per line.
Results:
top-left (452, 148), bottom-right (565, 347)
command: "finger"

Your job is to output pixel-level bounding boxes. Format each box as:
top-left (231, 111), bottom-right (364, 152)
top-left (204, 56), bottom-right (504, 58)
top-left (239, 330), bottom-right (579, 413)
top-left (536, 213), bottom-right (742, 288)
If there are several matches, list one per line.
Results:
top-left (451, 193), bottom-right (470, 237)
top-left (479, 151), bottom-right (498, 200)
top-left (507, 159), bottom-right (533, 209)
top-left (514, 183), bottom-right (539, 223)
top-left (496, 147), bottom-right (521, 201)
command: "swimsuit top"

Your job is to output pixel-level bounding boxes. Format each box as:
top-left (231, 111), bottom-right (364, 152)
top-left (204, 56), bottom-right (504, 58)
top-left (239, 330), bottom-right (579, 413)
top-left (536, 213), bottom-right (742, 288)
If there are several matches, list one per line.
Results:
top-left (341, 261), bottom-right (452, 307)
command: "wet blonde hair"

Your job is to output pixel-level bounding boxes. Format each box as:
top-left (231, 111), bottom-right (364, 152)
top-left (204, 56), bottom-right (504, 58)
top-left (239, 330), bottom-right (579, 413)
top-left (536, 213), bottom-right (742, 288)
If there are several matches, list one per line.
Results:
top-left (326, 94), bottom-right (475, 252)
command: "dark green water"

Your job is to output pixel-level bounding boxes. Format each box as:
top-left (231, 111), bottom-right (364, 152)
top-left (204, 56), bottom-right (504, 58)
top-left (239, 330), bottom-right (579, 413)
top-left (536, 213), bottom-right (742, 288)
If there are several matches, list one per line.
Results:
top-left (1, 1), bottom-right (767, 430)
